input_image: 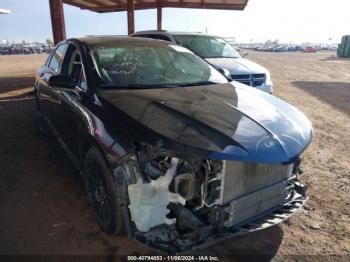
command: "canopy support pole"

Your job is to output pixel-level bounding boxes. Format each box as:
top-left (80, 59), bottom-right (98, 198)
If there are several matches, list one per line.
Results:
top-left (49, 0), bottom-right (66, 45)
top-left (157, 6), bottom-right (162, 30)
top-left (127, 0), bottom-right (135, 34)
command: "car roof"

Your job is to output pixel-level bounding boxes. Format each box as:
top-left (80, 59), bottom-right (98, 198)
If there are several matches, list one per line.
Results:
top-left (75, 36), bottom-right (172, 47)
top-left (134, 30), bottom-right (219, 38)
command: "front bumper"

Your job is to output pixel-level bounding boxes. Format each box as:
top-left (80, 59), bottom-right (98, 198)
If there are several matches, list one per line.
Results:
top-left (189, 186), bottom-right (307, 252)
top-left (128, 181), bottom-right (307, 254)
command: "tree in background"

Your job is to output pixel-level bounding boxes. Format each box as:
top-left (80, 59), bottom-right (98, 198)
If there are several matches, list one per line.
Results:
top-left (46, 38), bottom-right (53, 47)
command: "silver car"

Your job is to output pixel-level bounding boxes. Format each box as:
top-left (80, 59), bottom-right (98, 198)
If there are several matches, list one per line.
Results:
top-left (131, 31), bottom-right (273, 94)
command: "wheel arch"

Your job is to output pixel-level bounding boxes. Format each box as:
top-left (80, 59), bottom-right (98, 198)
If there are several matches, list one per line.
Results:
top-left (79, 135), bottom-right (110, 168)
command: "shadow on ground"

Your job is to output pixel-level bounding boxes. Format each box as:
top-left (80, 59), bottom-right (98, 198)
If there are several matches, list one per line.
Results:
top-left (195, 226), bottom-right (283, 261)
top-left (293, 81), bottom-right (350, 115)
top-left (320, 56), bottom-right (350, 62)
top-left (0, 76), bottom-right (35, 92)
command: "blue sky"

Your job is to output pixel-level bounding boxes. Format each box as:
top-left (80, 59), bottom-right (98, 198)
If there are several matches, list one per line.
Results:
top-left (0, 0), bottom-right (349, 43)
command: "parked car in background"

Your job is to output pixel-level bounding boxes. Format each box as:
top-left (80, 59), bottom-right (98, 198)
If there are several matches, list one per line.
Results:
top-left (131, 31), bottom-right (274, 94)
top-left (303, 46), bottom-right (317, 52)
top-left (256, 46), bottom-right (275, 52)
top-left (272, 45), bottom-right (289, 52)
top-left (0, 43), bottom-right (51, 55)
top-left (35, 36), bottom-right (313, 253)
top-left (0, 46), bottom-right (10, 55)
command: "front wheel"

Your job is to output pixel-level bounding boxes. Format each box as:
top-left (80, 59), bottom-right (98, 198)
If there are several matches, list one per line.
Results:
top-left (83, 147), bottom-right (125, 235)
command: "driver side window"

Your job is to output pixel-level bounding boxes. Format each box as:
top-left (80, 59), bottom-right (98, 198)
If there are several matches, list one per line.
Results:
top-left (48, 43), bottom-right (68, 73)
top-left (61, 44), bottom-right (86, 89)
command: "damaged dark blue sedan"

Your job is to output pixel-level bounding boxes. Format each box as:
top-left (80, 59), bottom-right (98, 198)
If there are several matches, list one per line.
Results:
top-left (35, 36), bottom-right (313, 253)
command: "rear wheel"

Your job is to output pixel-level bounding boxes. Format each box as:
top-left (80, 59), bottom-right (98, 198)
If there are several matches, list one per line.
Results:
top-left (83, 147), bottom-right (125, 235)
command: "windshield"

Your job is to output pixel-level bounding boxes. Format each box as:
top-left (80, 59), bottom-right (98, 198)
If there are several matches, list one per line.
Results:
top-left (173, 35), bottom-right (240, 59)
top-left (90, 43), bottom-right (228, 89)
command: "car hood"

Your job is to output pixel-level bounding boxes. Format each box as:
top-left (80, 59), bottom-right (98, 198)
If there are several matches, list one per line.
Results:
top-left (98, 82), bottom-right (313, 164)
top-left (205, 57), bottom-right (268, 75)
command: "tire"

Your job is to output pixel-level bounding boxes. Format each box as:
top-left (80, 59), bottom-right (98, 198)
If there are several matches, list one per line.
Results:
top-left (83, 147), bottom-right (125, 235)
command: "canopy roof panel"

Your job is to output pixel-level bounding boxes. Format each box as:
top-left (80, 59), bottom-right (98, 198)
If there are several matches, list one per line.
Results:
top-left (63, 0), bottom-right (249, 12)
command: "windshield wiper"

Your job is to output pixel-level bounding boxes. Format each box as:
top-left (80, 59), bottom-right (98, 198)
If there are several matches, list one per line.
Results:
top-left (99, 81), bottom-right (216, 89)
top-left (177, 81), bottom-right (215, 87)
top-left (205, 56), bottom-right (238, 59)
top-left (99, 84), bottom-right (181, 89)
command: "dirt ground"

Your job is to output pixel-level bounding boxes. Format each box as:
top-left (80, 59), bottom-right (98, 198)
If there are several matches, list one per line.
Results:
top-left (0, 51), bottom-right (349, 260)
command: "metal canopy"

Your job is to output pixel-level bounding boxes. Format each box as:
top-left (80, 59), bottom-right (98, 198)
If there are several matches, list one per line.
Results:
top-left (49, 0), bottom-right (249, 44)
top-left (63, 0), bottom-right (248, 12)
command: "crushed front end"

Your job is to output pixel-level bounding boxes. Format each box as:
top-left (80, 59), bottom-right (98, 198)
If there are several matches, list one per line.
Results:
top-left (113, 144), bottom-right (308, 254)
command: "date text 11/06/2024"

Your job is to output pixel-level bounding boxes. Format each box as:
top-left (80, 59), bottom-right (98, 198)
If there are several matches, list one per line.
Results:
top-left (127, 256), bottom-right (220, 261)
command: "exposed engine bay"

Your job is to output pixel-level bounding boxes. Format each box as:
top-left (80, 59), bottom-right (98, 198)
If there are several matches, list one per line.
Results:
top-left (114, 143), bottom-right (308, 253)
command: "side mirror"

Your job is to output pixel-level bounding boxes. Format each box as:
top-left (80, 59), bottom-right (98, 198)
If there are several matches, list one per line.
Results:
top-left (48, 74), bottom-right (75, 88)
top-left (218, 68), bottom-right (232, 81)
top-left (242, 52), bottom-right (249, 58)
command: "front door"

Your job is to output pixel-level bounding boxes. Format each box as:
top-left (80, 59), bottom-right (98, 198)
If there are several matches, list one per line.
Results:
top-left (39, 43), bottom-right (68, 131)
top-left (52, 43), bottom-right (85, 160)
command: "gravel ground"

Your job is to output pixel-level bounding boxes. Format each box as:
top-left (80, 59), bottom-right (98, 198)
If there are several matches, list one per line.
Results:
top-left (0, 52), bottom-right (349, 260)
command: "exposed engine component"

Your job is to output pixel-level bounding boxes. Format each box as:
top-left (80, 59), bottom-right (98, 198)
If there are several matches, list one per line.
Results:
top-left (123, 143), bottom-right (308, 253)
top-left (128, 157), bottom-right (186, 232)
top-left (217, 161), bottom-right (295, 227)
top-left (174, 173), bottom-right (196, 201)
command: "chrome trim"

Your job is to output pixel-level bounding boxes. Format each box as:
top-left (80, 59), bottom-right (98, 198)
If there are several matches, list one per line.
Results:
top-left (231, 73), bottom-right (266, 87)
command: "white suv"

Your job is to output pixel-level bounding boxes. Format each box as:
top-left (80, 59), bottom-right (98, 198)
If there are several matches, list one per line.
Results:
top-left (131, 30), bottom-right (273, 94)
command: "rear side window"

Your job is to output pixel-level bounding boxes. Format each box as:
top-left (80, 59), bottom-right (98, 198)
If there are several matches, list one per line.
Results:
top-left (48, 44), bottom-right (68, 73)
